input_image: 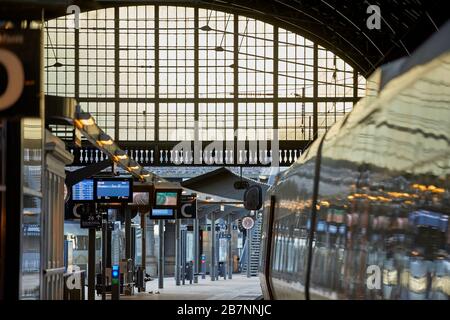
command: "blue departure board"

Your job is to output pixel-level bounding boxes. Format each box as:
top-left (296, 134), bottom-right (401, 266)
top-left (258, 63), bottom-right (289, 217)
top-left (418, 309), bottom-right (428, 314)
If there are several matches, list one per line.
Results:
top-left (150, 208), bottom-right (175, 219)
top-left (71, 179), bottom-right (94, 202)
top-left (94, 178), bottom-right (133, 202)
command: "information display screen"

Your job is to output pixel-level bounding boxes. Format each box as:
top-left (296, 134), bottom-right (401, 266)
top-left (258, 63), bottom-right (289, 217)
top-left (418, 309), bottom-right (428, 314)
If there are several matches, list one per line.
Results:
top-left (94, 178), bottom-right (133, 202)
top-left (71, 179), bottom-right (94, 202)
top-left (154, 189), bottom-right (180, 208)
top-left (150, 208), bottom-right (175, 219)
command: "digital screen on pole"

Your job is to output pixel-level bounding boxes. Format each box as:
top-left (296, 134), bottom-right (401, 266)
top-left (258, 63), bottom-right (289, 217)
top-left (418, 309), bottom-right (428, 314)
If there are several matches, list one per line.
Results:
top-left (71, 179), bottom-right (94, 202)
top-left (150, 208), bottom-right (175, 219)
top-left (154, 189), bottom-right (180, 208)
top-left (94, 178), bottom-right (133, 203)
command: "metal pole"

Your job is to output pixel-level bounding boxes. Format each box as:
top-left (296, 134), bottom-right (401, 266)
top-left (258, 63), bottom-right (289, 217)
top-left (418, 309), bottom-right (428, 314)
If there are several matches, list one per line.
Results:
top-left (247, 227), bottom-right (251, 278)
top-left (313, 43), bottom-right (318, 141)
top-left (140, 212), bottom-right (146, 292)
top-left (181, 226), bottom-right (186, 285)
top-left (101, 213), bottom-right (108, 300)
top-left (123, 207), bottom-right (132, 295)
top-left (107, 222), bottom-right (112, 269)
top-left (227, 214), bottom-right (233, 280)
top-left (193, 215), bottom-right (199, 283)
top-left (88, 227), bottom-right (96, 300)
top-left (216, 233), bottom-right (219, 280)
top-left (175, 219), bottom-right (181, 285)
top-left (158, 219), bottom-right (164, 289)
top-left (210, 212), bottom-right (216, 281)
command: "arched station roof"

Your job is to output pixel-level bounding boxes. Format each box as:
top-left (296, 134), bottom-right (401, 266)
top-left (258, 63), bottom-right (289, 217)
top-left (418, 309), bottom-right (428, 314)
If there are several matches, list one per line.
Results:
top-left (1, 0), bottom-right (448, 76)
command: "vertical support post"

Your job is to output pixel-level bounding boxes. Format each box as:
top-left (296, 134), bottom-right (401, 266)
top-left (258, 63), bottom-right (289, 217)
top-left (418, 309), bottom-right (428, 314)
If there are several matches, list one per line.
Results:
top-left (313, 43), bottom-right (318, 141)
top-left (210, 212), bottom-right (216, 281)
top-left (88, 227), bottom-right (96, 300)
top-left (193, 214), bottom-right (199, 283)
top-left (181, 226), bottom-right (186, 285)
top-left (247, 228), bottom-right (252, 278)
top-left (228, 214), bottom-right (233, 280)
top-left (101, 212), bottom-right (108, 300)
top-left (154, 6), bottom-right (160, 142)
top-left (1, 121), bottom-right (21, 300)
top-left (140, 211), bottom-right (146, 292)
top-left (74, 19), bottom-right (79, 100)
top-left (233, 14), bottom-right (239, 164)
top-left (175, 219), bottom-right (181, 285)
top-left (158, 220), bottom-right (164, 289)
top-left (194, 7), bottom-right (199, 145)
top-left (353, 68), bottom-right (359, 105)
top-left (216, 232), bottom-right (219, 281)
top-left (114, 6), bottom-right (120, 140)
top-left (107, 221), bottom-right (112, 269)
top-left (273, 26), bottom-right (278, 138)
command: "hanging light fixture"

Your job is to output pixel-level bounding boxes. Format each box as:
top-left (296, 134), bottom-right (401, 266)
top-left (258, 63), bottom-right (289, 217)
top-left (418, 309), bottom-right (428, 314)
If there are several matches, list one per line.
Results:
top-left (97, 133), bottom-right (113, 146)
top-left (139, 170), bottom-right (151, 181)
top-left (74, 110), bottom-right (95, 128)
top-left (127, 159), bottom-right (140, 171)
top-left (114, 150), bottom-right (128, 161)
top-left (200, 25), bottom-right (212, 31)
top-left (45, 22), bottom-right (64, 68)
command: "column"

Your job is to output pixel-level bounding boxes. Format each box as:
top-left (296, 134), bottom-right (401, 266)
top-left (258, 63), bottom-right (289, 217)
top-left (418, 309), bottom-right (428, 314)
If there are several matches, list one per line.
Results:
top-left (158, 220), bottom-right (164, 289)
top-left (210, 212), bottom-right (216, 281)
top-left (227, 214), bottom-right (233, 280)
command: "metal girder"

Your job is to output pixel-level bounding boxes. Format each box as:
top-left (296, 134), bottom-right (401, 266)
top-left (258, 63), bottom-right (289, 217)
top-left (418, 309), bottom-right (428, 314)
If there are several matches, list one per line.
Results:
top-left (65, 159), bottom-right (112, 187)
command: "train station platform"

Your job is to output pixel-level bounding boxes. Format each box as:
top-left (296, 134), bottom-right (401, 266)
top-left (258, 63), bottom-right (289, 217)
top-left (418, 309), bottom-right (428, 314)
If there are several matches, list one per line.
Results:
top-left (99, 275), bottom-right (262, 300)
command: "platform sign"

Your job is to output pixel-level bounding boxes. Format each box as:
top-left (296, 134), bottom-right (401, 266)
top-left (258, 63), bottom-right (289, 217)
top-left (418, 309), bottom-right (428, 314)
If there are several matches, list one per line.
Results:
top-left (177, 194), bottom-right (197, 219)
top-left (71, 179), bottom-right (94, 202)
top-left (242, 216), bottom-right (255, 230)
top-left (0, 30), bottom-right (40, 118)
top-left (94, 178), bottom-right (133, 203)
top-left (150, 208), bottom-right (175, 219)
top-left (80, 205), bottom-right (102, 229)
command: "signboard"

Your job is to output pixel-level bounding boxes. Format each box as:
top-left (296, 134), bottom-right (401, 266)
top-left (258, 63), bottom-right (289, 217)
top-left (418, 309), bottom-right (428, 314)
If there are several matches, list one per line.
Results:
top-left (242, 216), bottom-right (255, 230)
top-left (150, 208), bottom-right (175, 219)
top-left (0, 30), bottom-right (40, 118)
top-left (177, 194), bottom-right (197, 219)
top-left (154, 188), bottom-right (181, 209)
top-left (219, 233), bottom-right (231, 239)
top-left (80, 207), bottom-right (102, 229)
top-left (71, 179), bottom-right (94, 202)
top-left (94, 178), bottom-right (133, 203)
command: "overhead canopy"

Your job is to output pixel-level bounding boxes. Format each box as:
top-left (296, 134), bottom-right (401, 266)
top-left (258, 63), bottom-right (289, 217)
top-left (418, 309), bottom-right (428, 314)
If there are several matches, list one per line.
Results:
top-left (181, 167), bottom-right (269, 202)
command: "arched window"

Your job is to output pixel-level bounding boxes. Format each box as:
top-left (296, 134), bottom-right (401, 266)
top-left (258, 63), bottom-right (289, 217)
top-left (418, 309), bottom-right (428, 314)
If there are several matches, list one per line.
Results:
top-left (45, 5), bottom-right (366, 142)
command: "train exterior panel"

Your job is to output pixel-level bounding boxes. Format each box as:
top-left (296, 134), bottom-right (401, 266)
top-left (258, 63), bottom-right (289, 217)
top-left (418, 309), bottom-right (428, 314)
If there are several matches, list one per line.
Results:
top-left (260, 27), bottom-right (450, 300)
